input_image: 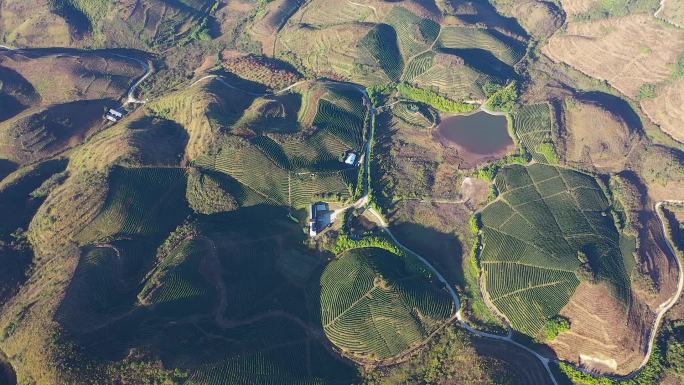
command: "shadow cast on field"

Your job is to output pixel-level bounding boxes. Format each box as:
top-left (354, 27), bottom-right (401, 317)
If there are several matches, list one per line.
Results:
top-left (388, 219), bottom-right (465, 289)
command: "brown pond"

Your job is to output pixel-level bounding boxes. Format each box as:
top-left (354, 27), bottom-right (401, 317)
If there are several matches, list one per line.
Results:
top-left (434, 111), bottom-right (515, 167)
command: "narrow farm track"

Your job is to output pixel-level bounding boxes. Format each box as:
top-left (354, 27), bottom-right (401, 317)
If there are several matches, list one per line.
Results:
top-left (112, 54), bottom-right (154, 105)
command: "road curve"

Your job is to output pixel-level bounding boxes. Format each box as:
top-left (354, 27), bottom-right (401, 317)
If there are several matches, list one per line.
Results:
top-left (112, 54), bottom-right (154, 104)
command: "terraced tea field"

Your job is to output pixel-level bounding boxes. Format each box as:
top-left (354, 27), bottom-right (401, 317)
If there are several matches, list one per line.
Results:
top-left (78, 167), bottom-right (189, 242)
top-left (321, 247), bottom-right (453, 360)
top-left (437, 27), bottom-right (526, 66)
top-left (383, 6), bottom-right (440, 60)
top-left (511, 104), bottom-right (556, 162)
top-left (140, 238), bottom-right (216, 316)
top-left (480, 164), bottom-right (630, 336)
top-left (359, 24), bottom-right (404, 82)
top-left (195, 85), bottom-right (366, 207)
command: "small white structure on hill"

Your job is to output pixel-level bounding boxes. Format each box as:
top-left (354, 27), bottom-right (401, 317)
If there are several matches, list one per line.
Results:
top-left (344, 151), bottom-right (358, 166)
top-left (105, 107), bottom-right (127, 122)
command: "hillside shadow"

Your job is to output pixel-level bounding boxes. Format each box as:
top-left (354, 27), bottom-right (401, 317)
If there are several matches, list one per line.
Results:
top-left (451, 1), bottom-right (528, 38)
top-left (575, 91), bottom-right (643, 133)
top-left (0, 159), bottom-right (67, 234)
top-left (0, 351), bottom-right (16, 385)
top-left (439, 47), bottom-right (517, 80)
top-left (0, 65), bottom-right (40, 118)
top-left (0, 160), bottom-right (17, 182)
top-left (65, 204), bottom-right (359, 383)
top-left (472, 333), bottom-right (557, 385)
top-left (389, 220), bottom-right (465, 288)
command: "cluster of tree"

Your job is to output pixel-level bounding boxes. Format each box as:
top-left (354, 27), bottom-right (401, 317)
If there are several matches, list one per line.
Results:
top-left (331, 234), bottom-right (404, 256)
top-left (542, 315), bottom-right (571, 341)
top-left (475, 152), bottom-right (530, 181)
top-left (485, 81), bottom-right (518, 112)
top-left (397, 83), bottom-right (476, 113)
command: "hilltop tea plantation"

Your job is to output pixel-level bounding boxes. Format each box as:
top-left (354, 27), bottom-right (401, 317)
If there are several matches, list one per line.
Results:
top-left (479, 164), bottom-right (632, 337)
top-left (1, 1), bottom-right (684, 385)
top-left (321, 247), bottom-right (454, 360)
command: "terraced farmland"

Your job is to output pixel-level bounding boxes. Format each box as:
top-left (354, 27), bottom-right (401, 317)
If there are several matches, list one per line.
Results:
top-left (511, 104), bottom-right (555, 162)
top-left (480, 164), bottom-right (630, 336)
top-left (410, 54), bottom-right (491, 100)
top-left (359, 23), bottom-right (404, 82)
top-left (437, 27), bottom-right (526, 66)
top-left (140, 238), bottom-right (216, 316)
top-left (194, 86), bottom-right (366, 207)
top-left (383, 6), bottom-right (440, 60)
top-left (321, 247), bottom-right (453, 360)
top-left (78, 167), bottom-right (189, 242)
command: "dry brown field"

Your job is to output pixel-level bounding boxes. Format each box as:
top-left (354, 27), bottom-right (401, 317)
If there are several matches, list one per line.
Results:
top-left (641, 78), bottom-right (684, 143)
top-left (543, 14), bottom-right (684, 98)
top-left (559, 0), bottom-right (597, 16)
top-left (550, 282), bottom-right (650, 375)
top-left (657, 0), bottom-right (684, 26)
top-left (563, 98), bottom-right (639, 170)
top-left (0, 51), bottom-right (143, 106)
top-left (0, 0), bottom-right (71, 47)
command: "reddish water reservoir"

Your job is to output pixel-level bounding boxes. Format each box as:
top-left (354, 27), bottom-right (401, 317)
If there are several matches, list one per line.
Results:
top-left (434, 111), bottom-right (515, 167)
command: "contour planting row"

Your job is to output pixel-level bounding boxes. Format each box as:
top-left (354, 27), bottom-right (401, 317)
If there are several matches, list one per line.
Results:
top-left (511, 104), bottom-right (555, 163)
top-left (383, 6), bottom-right (440, 59)
top-left (81, 167), bottom-right (188, 240)
top-left (437, 26), bottom-right (525, 65)
top-left (320, 247), bottom-right (452, 360)
top-left (359, 23), bottom-right (404, 82)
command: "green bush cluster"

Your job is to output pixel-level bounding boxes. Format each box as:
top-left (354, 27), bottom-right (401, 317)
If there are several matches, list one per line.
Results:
top-left (482, 81), bottom-right (502, 98)
top-left (476, 153), bottom-right (530, 181)
top-left (397, 83), bottom-right (477, 113)
top-left (636, 83), bottom-right (657, 100)
top-left (485, 81), bottom-right (518, 112)
top-left (186, 169), bottom-right (238, 215)
top-left (670, 52), bottom-right (684, 79)
top-left (332, 234), bottom-right (404, 256)
top-left (469, 214), bottom-right (482, 275)
top-left (575, 0), bottom-right (660, 21)
top-left (536, 142), bottom-right (560, 164)
top-left (367, 84), bottom-right (395, 108)
top-left (542, 315), bottom-right (570, 341)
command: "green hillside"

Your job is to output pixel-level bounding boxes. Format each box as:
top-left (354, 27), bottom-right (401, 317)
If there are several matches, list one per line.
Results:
top-left (479, 164), bottom-right (631, 336)
top-left (321, 247), bottom-right (453, 360)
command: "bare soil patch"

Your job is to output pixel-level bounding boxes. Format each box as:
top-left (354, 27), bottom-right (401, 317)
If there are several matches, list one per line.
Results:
top-left (563, 97), bottom-right (638, 170)
top-left (550, 282), bottom-right (650, 375)
top-left (542, 14), bottom-right (684, 98)
top-left (510, 0), bottom-right (563, 39)
top-left (658, 0), bottom-right (684, 26)
top-left (559, 0), bottom-right (597, 16)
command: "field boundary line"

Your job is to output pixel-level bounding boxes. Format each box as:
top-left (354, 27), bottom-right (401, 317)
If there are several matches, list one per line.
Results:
top-left (323, 285), bottom-right (379, 328)
top-left (491, 280), bottom-right (568, 302)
